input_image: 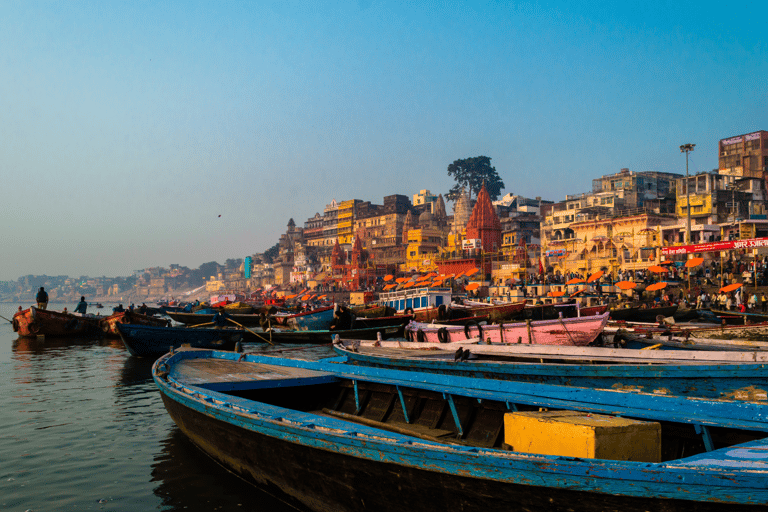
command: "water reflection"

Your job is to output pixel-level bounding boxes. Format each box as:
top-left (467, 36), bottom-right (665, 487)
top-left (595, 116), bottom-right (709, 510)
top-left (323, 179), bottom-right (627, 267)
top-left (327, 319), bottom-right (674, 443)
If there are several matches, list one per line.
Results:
top-left (151, 427), bottom-right (298, 511)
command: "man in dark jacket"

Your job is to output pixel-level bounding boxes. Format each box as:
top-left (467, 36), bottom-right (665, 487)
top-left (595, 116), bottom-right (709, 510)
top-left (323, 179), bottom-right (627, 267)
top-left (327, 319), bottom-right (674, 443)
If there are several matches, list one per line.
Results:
top-left (36, 287), bottom-right (49, 310)
top-left (74, 296), bottom-right (88, 315)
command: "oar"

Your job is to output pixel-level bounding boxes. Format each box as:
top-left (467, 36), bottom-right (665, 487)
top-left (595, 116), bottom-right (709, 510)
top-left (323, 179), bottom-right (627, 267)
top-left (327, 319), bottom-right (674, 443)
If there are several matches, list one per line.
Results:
top-left (227, 317), bottom-right (274, 346)
top-left (0, 313), bottom-right (13, 324)
top-left (186, 321), bottom-right (215, 328)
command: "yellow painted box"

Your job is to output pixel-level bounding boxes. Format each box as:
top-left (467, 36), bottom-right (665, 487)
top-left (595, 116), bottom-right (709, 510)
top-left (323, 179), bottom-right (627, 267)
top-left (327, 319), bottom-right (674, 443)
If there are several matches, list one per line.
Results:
top-left (504, 410), bottom-right (661, 462)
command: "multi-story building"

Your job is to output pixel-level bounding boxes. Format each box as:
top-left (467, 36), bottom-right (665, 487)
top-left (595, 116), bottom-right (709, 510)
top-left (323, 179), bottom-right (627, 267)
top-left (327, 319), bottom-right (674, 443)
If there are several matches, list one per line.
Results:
top-left (337, 199), bottom-right (362, 245)
top-left (321, 200), bottom-right (340, 247)
top-left (303, 213), bottom-right (324, 247)
top-left (412, 189), bottom-right (438, 212)
top-left (353, 194), bottom-right (411, 266)
top-left (674, 172), bottom-right (768, 244)
top-left (719, 130), bottom-right (768, 178)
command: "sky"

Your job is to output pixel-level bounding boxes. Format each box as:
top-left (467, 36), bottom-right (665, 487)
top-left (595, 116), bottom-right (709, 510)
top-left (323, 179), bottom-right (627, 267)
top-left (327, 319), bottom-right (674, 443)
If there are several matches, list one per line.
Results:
top-left (1, 1), bottom-right (766, 281)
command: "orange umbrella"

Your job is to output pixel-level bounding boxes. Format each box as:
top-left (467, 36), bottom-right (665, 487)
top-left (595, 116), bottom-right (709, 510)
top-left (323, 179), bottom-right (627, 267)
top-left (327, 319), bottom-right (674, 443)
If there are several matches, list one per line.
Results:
top-left (465, 268), bottom-right (479, 276)
top-left (316, 295), bottom-right (327, 300)
top-left (383, 284), bottom-right (397, 290)
top-left (548, 290), bottom-right (566, 297)
top-left (648, 265), bottom-right (669, 273)
top-left (395, 277), bottom-right (408, 283)
top-left (565, 277), bottom-right (585, 285)
top-left (685, 257), bottom-right (704, 268)
top-left (615, 281), bottom-right (637, 290)
top-left (587, 270), bottom-right (604, 283)
top-left (720, 283), bottom-right (743, 293)
top-left (465, 282), bottom-right (480, 291)
top-left (300, 294), bottom-right (311, 301)
top-left (646, 282), bottom-right (667, 291)
top-left (402, 282), bottom-right (415, 288)
top-left (383, 274), bottom-right (394, 282)
top-left (286, 294), bottom-right (298, 299)
top-left (570, 288), bottom-right (586, 297)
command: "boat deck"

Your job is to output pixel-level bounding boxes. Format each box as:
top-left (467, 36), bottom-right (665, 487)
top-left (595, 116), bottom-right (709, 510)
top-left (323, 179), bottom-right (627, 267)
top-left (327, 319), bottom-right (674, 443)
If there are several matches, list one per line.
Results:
top-left (169, 355), bottom-right (337, 392)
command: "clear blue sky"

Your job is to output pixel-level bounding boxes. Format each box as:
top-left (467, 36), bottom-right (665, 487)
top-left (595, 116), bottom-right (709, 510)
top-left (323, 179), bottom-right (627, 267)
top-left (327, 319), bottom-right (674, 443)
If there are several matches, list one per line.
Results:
top-left (2, 1), bottom-right (766, 281)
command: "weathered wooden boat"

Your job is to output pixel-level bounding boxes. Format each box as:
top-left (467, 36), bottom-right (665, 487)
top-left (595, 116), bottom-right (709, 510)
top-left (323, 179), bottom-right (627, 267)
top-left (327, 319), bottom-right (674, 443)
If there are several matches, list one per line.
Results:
top-left (100, 310), bottom-right (171, 337)
top-left (609, 304), bottom-right (678, 322)
top-left (166, 311), bottom-right (263, 327)
top-left (404, 312), bottom-right (610, 346)
top-left (350, 314), bottom-right (414, 329)
top-left (257, 323), bottom-right (407, 344)
top-left (283, 306), bottom-right (335, 331)
top-left (709, 309), bottom-right (768, 325)
top-left (350, 304), bottom-right (395, 318)
top-left (12, 307), bottom-right (103, 337)
top-left (606, 321), bottom-right (768, 343)
top-left (612, 329), bottom-right (768, 352)
top-left (154, 348), bottom-right (768, 511)
top-left (115, 323), bottom-right (242, 357)
top-left (334, 339), bottom-right (768, 401)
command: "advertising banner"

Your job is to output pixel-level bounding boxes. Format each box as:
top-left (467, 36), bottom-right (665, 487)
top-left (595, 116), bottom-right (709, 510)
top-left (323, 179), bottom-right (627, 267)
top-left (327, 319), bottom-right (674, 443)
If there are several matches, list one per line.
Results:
top-left (661, 237), bottom-right (768, 256)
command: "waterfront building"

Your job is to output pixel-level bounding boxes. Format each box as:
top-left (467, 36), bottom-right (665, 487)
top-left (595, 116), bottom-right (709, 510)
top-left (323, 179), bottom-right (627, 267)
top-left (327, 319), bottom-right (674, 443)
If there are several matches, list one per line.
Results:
top-left (355, 194), bottom-right (411, 267)
top-left (321, 200), bottom-right (340, 247)
top-left (303, 213), bottom-right (324, 247)
top-left (402, 209), bottom-right (448, 273)
top-left (719, 130), bottom-right (768, 179)
top-left (337, 199), bottom-right (363, 245)
top-left (274, 218), bottom-right (304, 287)
top-left (546, 211), bottom-right (677, 277)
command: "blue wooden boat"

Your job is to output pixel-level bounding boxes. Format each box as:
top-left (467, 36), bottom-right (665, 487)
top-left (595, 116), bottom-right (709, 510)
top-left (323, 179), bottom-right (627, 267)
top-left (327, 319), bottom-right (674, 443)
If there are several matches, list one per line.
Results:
top-left (154, 348), bottom-right (768, 511)
top-left (333, 339), bottom-right (768, 401)
top-left (283, 305), bottom-right (335, 331)
top-left (116, 323), bottom-right (242, 357)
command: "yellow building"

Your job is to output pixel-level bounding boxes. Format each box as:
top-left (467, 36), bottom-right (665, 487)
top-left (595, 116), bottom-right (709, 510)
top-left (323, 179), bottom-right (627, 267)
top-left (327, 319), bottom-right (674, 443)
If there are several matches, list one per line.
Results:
top-left (402, 212), bottom-right (447, 273)
top-left (546, 213), bottom-right (677, 278)
top-left (337, 199), bottom-right (357, 245)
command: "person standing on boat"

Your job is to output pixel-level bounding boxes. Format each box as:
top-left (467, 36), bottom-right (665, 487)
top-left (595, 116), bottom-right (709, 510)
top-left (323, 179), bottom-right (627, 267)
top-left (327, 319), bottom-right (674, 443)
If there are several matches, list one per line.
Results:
top-left (36, 287), bottom-right (49, 310)
top-left (212, 307), bottom-right (232, 329)
top-left (74, 296), bottom-right (88, 315)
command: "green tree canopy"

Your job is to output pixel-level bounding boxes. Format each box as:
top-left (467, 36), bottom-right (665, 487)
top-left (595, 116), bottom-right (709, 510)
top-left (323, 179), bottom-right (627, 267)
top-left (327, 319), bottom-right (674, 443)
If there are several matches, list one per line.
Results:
top-left (263, 243), bottom-right (280, 264)
top-left (446, 156), bottom-right (504, 202)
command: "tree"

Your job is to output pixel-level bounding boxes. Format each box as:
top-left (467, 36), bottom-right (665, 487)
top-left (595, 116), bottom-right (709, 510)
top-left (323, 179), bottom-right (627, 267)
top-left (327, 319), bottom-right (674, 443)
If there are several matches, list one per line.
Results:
top-left (263, 243), bottom-right (280, 264)
top-left (446, 156), bottom-right (504, 202)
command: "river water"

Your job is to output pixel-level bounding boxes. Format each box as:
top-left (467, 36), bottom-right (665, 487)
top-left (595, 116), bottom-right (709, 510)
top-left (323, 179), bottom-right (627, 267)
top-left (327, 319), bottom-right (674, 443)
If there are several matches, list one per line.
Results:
top-left (0, 302), bottom-right (334, 511)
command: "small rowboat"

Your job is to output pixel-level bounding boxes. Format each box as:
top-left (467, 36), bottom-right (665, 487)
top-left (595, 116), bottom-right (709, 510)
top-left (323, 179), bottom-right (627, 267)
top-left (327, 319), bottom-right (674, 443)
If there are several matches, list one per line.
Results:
top-left (404, 312), bottom-right (610, 346)
top-left (12, 307), bottom-right (102, 338)
top-left (154, 348), bottom-right (768, 511)
top-left (333, 339), bottom-right (768, 401)
top-left (100, 310), bottom-right (170, 337)
top-left (116, 323), bottom-right (242, 357)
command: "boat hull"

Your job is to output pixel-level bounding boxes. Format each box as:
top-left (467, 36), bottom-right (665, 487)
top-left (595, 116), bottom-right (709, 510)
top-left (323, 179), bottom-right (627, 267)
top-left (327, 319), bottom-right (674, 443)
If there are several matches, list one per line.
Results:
top-left (101, 311), bottom-right (170, 337)
top-left (116, 323), bottom-right (241, 357)
top-left (12, 307), bottom-right (102, 337)
top-left (155, 351), bottom-right (768, 512)
top-left (163, 394), bottom-right (761, 512)
top-left (405, 313), bottom-right (610, 346)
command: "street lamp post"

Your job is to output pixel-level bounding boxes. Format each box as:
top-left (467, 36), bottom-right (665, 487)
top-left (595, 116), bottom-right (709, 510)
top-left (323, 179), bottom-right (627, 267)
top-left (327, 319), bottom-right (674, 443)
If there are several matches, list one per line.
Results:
top-left (680, 143), bottom-right (696, 245)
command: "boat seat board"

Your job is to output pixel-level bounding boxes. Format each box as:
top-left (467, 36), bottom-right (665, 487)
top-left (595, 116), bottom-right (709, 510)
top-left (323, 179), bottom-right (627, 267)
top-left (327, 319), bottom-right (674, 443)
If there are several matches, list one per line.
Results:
top-left (170, 358), bottom-right (337, 392)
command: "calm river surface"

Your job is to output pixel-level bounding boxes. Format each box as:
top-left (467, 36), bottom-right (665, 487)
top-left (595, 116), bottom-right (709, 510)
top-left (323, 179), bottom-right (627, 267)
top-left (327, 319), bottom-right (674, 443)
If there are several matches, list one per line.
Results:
top-left (0, 302), bottom-right (334, 511)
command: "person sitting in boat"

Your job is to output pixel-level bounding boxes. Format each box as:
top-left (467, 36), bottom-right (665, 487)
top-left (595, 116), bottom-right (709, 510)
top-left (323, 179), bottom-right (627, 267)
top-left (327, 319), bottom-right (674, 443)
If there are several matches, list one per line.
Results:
top-left (212, 308), bottom-right (233, 329)
top-left (113, 304), bottom-right (125, 313)
top-left (330, 304), bottom-right (354, 331)
top-left (36, 287), bottom-right (48, 310)
top-left (182, 302), bottom-right (194, 312)
top-left (139, 303), bottom-right (148, 314)
top-left (74, 296), bottom-right (88, 315)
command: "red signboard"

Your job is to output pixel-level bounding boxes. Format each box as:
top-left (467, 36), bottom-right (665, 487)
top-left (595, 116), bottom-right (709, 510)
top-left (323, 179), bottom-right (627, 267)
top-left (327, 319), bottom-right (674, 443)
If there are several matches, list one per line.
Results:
top-left (661, 237), bottom-right (768, 256)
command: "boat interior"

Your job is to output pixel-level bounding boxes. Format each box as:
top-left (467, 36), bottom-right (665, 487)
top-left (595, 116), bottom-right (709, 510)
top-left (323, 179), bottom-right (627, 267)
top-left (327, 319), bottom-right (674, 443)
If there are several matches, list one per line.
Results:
top-left (206, 374), bottom-right (765, 462)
